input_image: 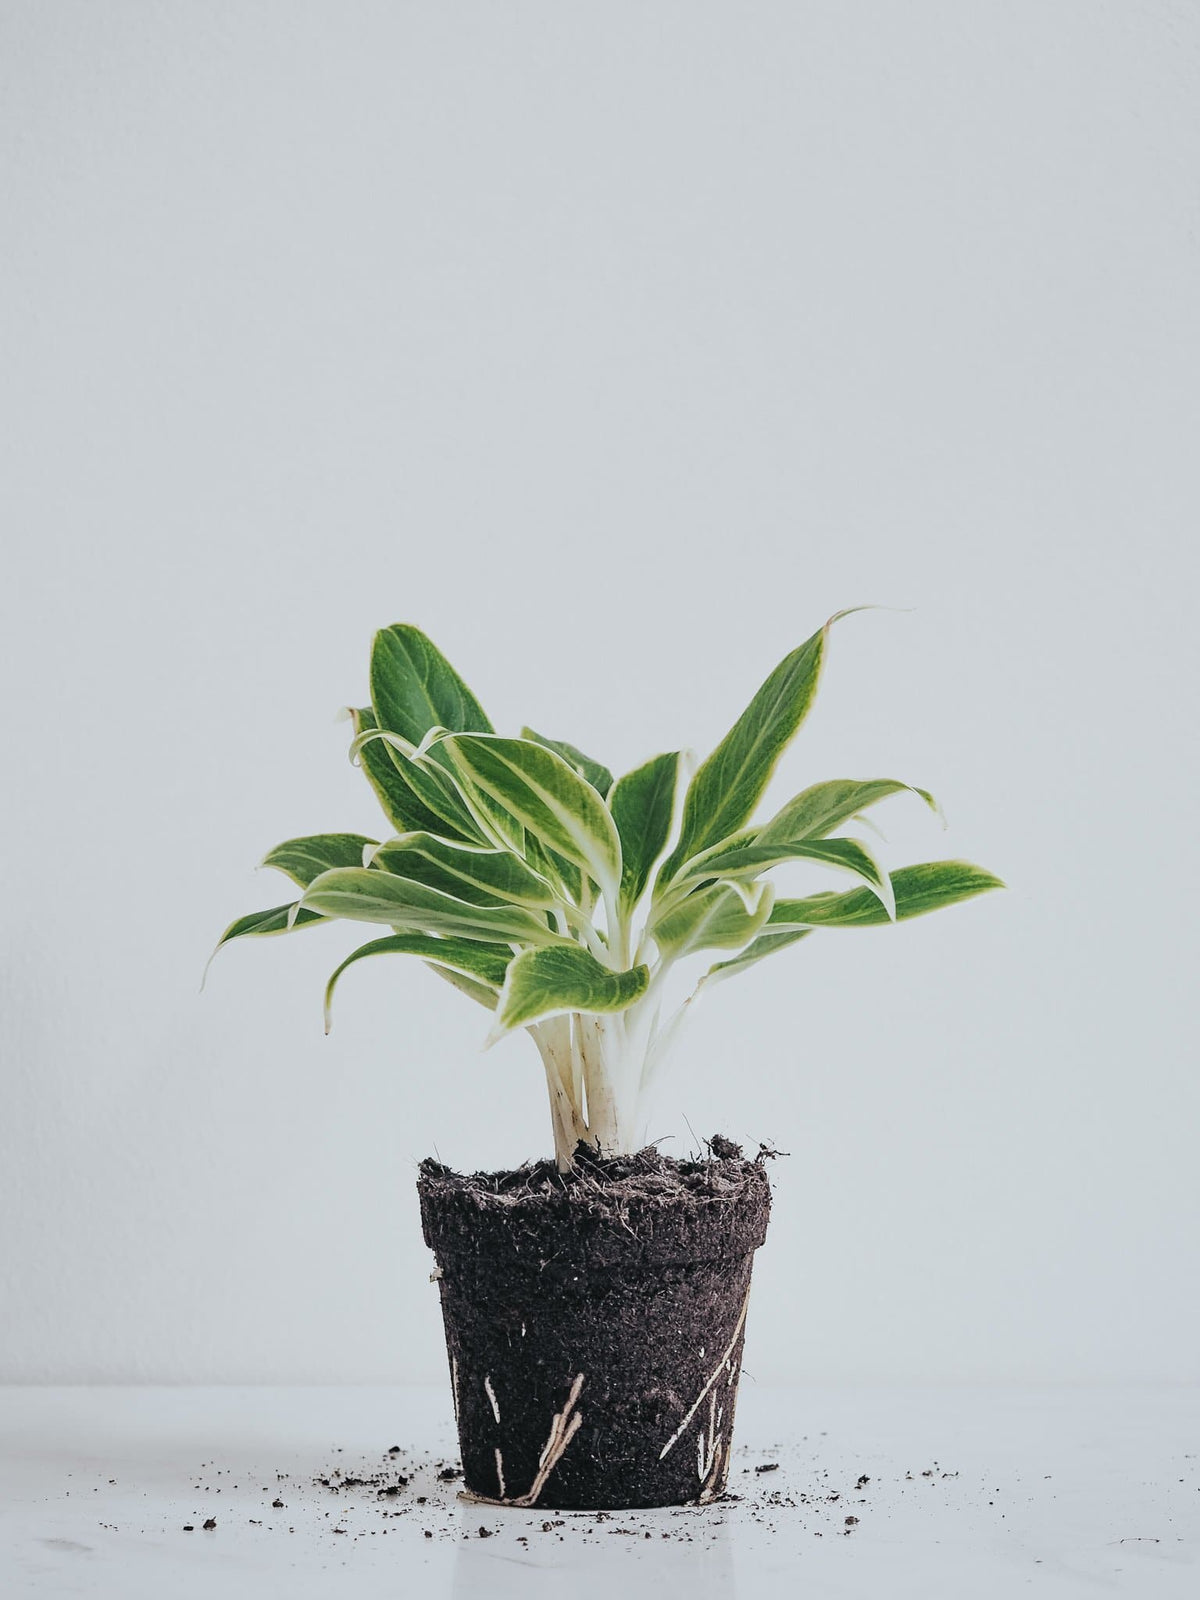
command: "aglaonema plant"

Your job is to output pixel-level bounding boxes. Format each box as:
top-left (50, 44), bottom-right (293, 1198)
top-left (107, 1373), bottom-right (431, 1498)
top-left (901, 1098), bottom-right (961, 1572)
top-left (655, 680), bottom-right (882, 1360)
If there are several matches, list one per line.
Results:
top-left (215, 614), bottom-right (1002, 1169)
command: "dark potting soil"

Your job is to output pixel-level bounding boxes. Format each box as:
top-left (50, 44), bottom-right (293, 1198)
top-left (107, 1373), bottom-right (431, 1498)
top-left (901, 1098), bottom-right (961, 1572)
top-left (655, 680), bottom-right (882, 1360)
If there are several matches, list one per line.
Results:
top-left (418, 1140), bottom-right (772, 1511)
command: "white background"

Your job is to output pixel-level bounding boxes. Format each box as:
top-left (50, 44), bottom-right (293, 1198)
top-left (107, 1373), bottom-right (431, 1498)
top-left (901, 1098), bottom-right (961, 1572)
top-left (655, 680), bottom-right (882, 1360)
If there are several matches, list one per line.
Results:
top-left (2, 1), bottom-right (1197, 1391)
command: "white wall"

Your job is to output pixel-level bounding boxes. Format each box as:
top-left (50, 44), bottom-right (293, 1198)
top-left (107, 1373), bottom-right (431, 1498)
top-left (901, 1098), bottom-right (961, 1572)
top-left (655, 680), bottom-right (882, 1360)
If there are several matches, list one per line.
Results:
top-left (2, 1), bottom-right (1197, 1387)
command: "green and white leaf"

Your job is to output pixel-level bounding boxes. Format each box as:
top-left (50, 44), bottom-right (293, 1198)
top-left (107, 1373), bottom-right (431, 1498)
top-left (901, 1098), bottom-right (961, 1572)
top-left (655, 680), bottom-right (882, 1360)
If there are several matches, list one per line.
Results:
top-left (439, 734), bottom-right (623, 907)
top-left (650, 879), bottom-right (776, 962)
top-left (758, 778), bottom-right (939, 844)
top-left (521, 728), bottom-right (613, 797)
top-left (683, 835), bottom-right (895, 919)
top-left (369, 833), bottom-right (559, 909)
top-left (656, 620), bottom-right (830, 884)
top-left (324, 933), bottom-right (512, 1029)
top-left (523, 833), bottom-right (584, 906)
top-left (205, 901), bottom-right (326, 985)
top-left (213, 903), bottom-right (325, 948)
top-left (701, 928), bottom-right (812, 986)
top-left (262, 833), bottom-right (379, 889)
top-left (490, 946), bottom-right (650, 1037)
top-left (610, 751), bottom-right (679, 915)
top-left (301, 866), bottom-right (562, 944)
top-left (768, 860), bottom-right (1004, 930)
top-left (369, 623), bottom-right (493, 745)
top-left (350, 706), bottom-right (461, 838)
top-left (355, 720), bottom-right (489, 844)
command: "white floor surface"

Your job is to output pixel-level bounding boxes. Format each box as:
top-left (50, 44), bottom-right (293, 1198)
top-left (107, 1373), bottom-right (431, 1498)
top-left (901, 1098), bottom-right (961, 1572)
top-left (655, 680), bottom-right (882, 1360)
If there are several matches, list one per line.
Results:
top-left (1, 1385), bottom-right (1196, 1598)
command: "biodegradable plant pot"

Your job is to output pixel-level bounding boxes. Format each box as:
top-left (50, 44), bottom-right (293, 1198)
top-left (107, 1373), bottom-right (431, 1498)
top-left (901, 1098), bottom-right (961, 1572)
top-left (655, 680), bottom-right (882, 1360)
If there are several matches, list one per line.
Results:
top-left (418, 1144), bottom-right (771, 1512)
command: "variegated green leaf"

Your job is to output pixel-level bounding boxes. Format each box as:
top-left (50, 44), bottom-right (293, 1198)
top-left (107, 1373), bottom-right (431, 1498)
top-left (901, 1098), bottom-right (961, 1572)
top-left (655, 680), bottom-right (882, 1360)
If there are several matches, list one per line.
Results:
top-left (350, 706), bottom-right (476, 840)
top-left (205, 901), bottom-right (327, 985)
top-left (521, 728), bottom-right (613, 797)
top-left (370, 834), bottom-right (559, 909)
top-left (702, 928), bottom-right (812, 985)
top-left (758, 778), bottom-right (938, 843)
top-left (324, 934), bottom-right (511, 1029)
top-left (365, 625), bottom-right (496, 841)
top-left (356, 719), bottom-right (489, 844)
top-left (650, 879), bottom-right (775, 962)
top-left (657, 617), bottom-right (836, 884)
top-left (301, 866), bottom-right (560, 944)
top-left (262, 833), bottom-right (378, 889)
top-left (769, 860), bottom-right (1004, 930)
top-left (491, 946), bottom-right (649, 1036)
top-left (684, 835), bottom-right (895, 919)
top-left (439, 735), bottom-right (623, 906)
top-left (370, 624), bottom-right (493, 745)
top-left (610, 751), bottom-right (679, 914)
top-left (524, 833), bottom-right (584, 904)
top-left (214, 903), bottom-right (325, 947)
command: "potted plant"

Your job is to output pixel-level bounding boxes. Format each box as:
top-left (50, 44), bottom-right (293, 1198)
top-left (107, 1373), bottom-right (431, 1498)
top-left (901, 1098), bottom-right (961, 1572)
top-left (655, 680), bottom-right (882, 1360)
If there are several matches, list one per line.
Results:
top-left (214, 613), bottom-right (1001, 1510)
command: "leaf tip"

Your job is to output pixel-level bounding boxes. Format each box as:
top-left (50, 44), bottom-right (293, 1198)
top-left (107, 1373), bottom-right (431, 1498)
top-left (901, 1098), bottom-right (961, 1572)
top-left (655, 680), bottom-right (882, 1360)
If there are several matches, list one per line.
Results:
top-left (199, 943), bottom-right (221, 992)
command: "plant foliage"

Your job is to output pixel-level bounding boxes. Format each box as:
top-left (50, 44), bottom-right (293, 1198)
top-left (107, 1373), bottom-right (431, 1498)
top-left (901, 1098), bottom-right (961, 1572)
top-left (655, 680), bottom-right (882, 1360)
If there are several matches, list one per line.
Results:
top-left (215, 617), bottom-right (1002, 1168)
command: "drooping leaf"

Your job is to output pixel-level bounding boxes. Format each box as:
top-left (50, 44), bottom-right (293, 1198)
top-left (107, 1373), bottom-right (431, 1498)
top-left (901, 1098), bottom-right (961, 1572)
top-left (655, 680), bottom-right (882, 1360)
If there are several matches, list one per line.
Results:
top-left (701, 928), bottom-right (812, 985)
top-left (758, 778), bottom-right (939, 843)
top-left (609, 751), bottom-right (679, 914)
top-left (324, 934), bottom-right (511, 1029)
top-left (769, 860), bottom-right (1004, 930)
top-left (205, 901), bottom-right (327, 984)
top-left (657, 618), bottom-right (835, 884)
top-left (370, 834), bottom-right (559, 909)
top-left (683, 835), bottom-right (895, 919)
top-left (369, 624), bottom-right (493, 746)
top-left (262, 833), bottom-right (378, 889)
top-left (650, 879), bottom-right (775, 962)
top-left (301, 866), bottom-right (560, 944)
top-left (491, 946), bottom-right (649, 1035)
top-left (521, 728), bottom-right (614, 797)
top-left (439, 734), bottom-right (623, 906)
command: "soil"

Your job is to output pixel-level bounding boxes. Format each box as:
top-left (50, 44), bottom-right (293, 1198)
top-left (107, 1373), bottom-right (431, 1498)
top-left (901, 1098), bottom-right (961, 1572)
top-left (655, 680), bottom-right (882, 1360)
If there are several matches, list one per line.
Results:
top-left (417, 1139), bottom-right (772, 1511)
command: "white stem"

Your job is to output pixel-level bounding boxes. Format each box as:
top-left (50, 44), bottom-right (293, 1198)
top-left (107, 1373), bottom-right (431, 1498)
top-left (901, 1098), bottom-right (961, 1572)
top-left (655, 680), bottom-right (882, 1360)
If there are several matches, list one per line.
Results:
top-left (561, 903), bottom-right (608, 963)
top-left (529, 1016), bottom-right (585, 1170)
top-left (577, 1013), bottom-right (622, 1153)
top-left (529, 960), bottom-right (694, 1165)
top-left (605, 891), bottom-right (630, 969)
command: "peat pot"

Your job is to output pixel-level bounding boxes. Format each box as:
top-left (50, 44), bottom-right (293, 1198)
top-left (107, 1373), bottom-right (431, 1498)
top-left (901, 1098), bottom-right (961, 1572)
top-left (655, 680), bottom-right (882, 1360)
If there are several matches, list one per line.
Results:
top-left (418, 1145), bottom-right (771, 1511)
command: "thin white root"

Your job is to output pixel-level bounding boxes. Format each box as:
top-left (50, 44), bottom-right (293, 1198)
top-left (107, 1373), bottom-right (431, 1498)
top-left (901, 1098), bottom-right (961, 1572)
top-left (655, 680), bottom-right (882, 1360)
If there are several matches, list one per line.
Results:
top-left (509, 1373), bottom-right (586, 1508)
top-left (494, 1447), bottom-right (506, 1500)
top-left (484, 1374), bottom-right (501, 1425)
top-left (659, 1286), bottom-right (752, 1462)
top-left (696, 1390), bottom-right (726, 1502)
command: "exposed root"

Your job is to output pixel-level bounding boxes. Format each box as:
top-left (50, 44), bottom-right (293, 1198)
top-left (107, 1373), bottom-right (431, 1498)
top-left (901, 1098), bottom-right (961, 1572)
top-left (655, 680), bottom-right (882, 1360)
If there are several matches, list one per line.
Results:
top-left (494, 1447), bottom-right (506, 1500)
top-left (658, 1285), bottom-right (751, 1462)
top-left (502, 1373), bottom-right (586, 1508)
top-left (696, 1391), bottom-right (726, 1502)
top-left (484, 1374), bottom-right (501, 1425)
